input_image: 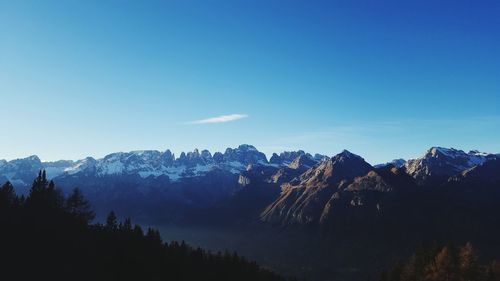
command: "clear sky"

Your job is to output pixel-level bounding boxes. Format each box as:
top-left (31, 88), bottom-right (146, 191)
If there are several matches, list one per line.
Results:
top-left (1, 0), bottom-right (499, 164)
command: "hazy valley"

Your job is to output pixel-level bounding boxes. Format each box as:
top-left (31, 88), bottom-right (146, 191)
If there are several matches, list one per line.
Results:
top-left (2, 145), bottom-right (500, 280)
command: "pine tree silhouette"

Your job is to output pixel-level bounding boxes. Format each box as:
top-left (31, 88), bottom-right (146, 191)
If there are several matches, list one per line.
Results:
top-left (106, 211), bottom-right (118, 229)
top-left (0, 181), bottom-right (15, 207)
top-left (66, 188), bottom-right (95, 223)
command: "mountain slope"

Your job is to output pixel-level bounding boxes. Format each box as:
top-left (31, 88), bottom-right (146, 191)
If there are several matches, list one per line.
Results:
top-left (404, 147), bottom-right (495, 185)
top-left (448, 158), bottom-right (500, 187)
top-left (261, 150), bottom-right (373, 225)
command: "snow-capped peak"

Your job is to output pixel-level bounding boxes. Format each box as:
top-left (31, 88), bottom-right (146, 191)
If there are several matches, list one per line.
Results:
top-left (405, 147), bottom-right (496, 184)
top-left (38, 145), bottom-right (273, 182)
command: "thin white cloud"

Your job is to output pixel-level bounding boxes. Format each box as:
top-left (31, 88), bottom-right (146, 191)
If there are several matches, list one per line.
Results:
top-left (190, 114), bottom-right (249, 124)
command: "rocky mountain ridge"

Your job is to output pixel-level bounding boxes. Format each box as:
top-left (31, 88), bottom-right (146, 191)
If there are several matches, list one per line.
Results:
top-left (0, 145), bottom-right (277, 188)
top-left (1, 145), bottom-right (498, 225)
top-left (261, 147), bottom-right (498, 226)
top-left (0, 145), bottom-right (496, 190)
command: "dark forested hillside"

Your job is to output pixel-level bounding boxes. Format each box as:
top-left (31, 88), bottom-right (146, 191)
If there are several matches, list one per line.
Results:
top-left (0, 171), bottom-right (291, 281)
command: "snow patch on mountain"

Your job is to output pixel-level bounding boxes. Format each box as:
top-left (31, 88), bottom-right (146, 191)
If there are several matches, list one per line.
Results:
top-left (404, 147), bottom-right (496, 184)
top-left (0, 145), bottom-right (273, 184)
top-left (1, 146), bottom-right (497, 188)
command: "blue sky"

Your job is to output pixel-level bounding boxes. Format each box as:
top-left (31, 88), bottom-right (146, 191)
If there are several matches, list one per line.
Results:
top-left (0, 0), bottom-right (499, 164)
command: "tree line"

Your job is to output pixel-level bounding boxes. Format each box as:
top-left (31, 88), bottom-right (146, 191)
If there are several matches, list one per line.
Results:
top-left (380, 243), bottom-right (500, 281)
top-left (0, 170), bottom-right (293, 281)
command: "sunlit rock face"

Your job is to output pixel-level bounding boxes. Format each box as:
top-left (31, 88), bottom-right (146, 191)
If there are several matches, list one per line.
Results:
top-left (404, 147), bottom-right (495, 185)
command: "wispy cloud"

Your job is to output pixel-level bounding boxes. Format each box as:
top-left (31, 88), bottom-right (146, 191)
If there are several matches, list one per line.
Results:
top-left (190, 114), bottom-right (249, 124)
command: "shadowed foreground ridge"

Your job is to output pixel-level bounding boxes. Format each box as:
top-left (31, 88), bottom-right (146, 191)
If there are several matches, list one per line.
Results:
top-left (0, 171), bottom-right (291, 281)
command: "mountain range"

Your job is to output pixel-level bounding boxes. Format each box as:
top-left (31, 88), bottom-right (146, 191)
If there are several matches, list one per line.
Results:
top-left (0, 145), bottom-right (499, 225)
top-left (0, 144), bottom-right (270, 187)
top-left (3, 144), bottom-right (500, 281)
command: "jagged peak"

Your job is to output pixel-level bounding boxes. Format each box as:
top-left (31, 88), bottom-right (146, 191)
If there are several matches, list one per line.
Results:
top-left (81, 157), bottom-right (97, 162)
top-left (405, 147), bottom-right (496, 185)
top-left (213, 152), bottom-right (224, 162)
top-left (374, 159), bottom-right (406, 169)
top-left (5, 155), bottom-right (43, 164)
top-left (269, 153), bottom-right (281, 163)
top-left (288, 154), bottom-right (317, 169)
top-left (200, 149), bottom-right (212, 158)
top-left (313, 153), bottom-right (329, 162)
top-left (27, 155), bottom-right (41, 161)
top-left (129, 150), bottom-right (160, 155)
top-left (426, 147), bottom-right (463, 157)
top-left (414, 147), bottom-right (494, 161)
top-left (162, 149), bottom-right (175, 158)
top-left (186, 149), bottom-right (201, 158)
top-left (270, 150), bottom-right (311, 165)
top-left (236, 144), bottom-right (258, 151)
top-left (340, 149), bottom-right (355, 156)
top-left (333, 150), bottom-right (365, 162)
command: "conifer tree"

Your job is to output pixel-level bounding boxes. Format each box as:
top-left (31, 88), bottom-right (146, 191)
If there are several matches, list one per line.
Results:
top-left (47, 180), bottom-right (64, 209)
top-left (26, 170), bottom-right (63, 209)
top-left (0, 181), bottom-right (15, 207)
top-left (146, 228), bottom-right (162, 244)
top-left (121, 217), bottom-right (132, 231)
top-left (66, 188), bottom-right (95, 223)
top-left (30, 170), bottom-right (48, 195)
top-left (106, 211), bottom-right (118, 229)
top-left (133, 225), bottom-right (143, 237)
